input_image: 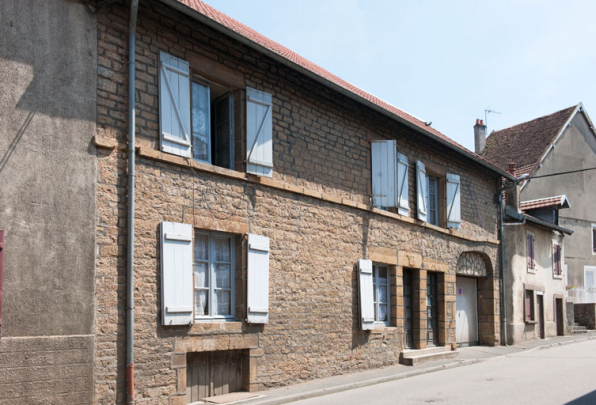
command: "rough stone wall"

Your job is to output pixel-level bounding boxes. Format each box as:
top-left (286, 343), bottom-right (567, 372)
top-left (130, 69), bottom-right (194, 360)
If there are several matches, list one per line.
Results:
top-left (94, 1), bottom-right (502, 403)
top-left (0, 0), bottom-right (96, 403)
top-left (574, 304), bottom-right (596, 329)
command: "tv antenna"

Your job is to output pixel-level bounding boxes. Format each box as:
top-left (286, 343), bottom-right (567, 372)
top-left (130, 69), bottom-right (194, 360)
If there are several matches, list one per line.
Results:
top-left (484, 109), bottom-right (502, 128)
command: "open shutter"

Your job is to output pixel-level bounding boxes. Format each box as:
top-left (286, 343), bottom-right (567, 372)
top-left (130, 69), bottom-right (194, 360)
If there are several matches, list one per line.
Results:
top-left (371, 140), bottom-right (397, 208)
top-left (159, 51), bottom-right (192, 157)
top-left (161, 222), bottom-right (193, 325)
top-left (247, 234), bottom-right (270, 324)
top-left (358, 259), bottom-right (375, 330)
top-left (416, 160), bottom-right (428, 222)
top-left (246, 88), bottom-right (273, 177)
top-left (446, 173), bottom-right (461, 229)
top-left (397, 152), bottom-right (409, 216)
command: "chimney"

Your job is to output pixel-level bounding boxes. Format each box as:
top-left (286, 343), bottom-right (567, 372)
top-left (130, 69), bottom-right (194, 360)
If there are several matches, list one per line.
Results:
top-left (505, 162), bottom-right (521, 211)
top-left (474, 119), bottom-right (487, 154)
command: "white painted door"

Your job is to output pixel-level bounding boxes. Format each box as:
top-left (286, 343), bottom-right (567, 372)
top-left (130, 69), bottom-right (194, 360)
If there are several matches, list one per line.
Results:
top-left (456, 276), bottom-right (478, 345)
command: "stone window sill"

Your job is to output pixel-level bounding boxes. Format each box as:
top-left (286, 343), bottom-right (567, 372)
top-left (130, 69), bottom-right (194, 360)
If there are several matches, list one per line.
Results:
top-left (370, 326), bottom-right (398, 334)
top-left (189, 321), bottom-right (245, 335)
top-left (525, 320), bottom-right (537, 325)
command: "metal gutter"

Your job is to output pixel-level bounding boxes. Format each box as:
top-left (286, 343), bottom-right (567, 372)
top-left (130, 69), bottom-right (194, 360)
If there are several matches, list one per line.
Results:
top-left (160, 0), bottom-right (515, 182)
top-left (127, 1), bottom-right (139, 404)
top-left (505, 206), bottom-right (574, 235)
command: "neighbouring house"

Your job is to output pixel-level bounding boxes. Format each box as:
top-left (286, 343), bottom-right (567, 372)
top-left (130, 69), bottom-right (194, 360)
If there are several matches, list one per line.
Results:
top-left (502, 193), bottom-right (573, 343)
top-left (1, 0), bottom-right (517, 404)
top-left (479, 105), bottom-right (596, 302)
top-left (0, 1), bottom-right (97, 404)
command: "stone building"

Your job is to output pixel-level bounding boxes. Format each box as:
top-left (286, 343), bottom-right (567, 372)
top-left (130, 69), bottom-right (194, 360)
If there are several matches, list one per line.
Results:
top-left (91, 1), bottom-right (514, 403)
top-left (1, 0), bottom-right (516, 404)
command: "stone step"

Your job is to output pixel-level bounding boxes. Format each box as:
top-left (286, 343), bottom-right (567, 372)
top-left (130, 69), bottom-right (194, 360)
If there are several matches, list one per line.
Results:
top-left (400, 347), bottom-right (459, 366)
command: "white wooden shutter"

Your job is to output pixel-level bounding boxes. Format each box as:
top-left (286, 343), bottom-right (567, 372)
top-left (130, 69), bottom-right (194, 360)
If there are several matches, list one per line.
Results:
top-left (446, 173), bottom-right (461, 229)
top-left (159, 51), bottom-right (192, 158)
top-left (161, 222), bottom-right (193, 325)
top-left (397, 152), bottom-right (409, 216)
top-left (358, 259), bottom-right (375, 331)
top-left (371, 140), bottom-right (397, 208)
top-left (247, 234), bottom-right (270, 324)
top-left (416, 160), bottom-right (428, 222)
top-left (246, 88), bottom-right (273, 177)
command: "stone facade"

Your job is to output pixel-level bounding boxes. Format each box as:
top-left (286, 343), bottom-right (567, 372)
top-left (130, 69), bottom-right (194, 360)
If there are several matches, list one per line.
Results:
top-left (94, 1), bottom-right (502, 403)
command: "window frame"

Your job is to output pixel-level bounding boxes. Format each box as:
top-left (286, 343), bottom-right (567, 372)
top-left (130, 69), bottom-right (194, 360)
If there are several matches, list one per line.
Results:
top-left (426, 174), bottom-right (440, 226)
top-left (552, 241), bottom-right (562, 278)
top-left (592, 224), bottom-right (596, 256)
top-left (372, 263), bottom-right (391, 325)
top-left (193, 230), bottom-right (236, 322)
top-left (190, 75), bottom-right (235, 169)
top-left (527, 231), bottom-right (536, 272)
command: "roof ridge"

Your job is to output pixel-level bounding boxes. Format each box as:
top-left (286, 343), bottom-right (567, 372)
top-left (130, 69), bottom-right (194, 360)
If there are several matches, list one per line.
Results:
top-left (489, 104), bottom-right (578, 136)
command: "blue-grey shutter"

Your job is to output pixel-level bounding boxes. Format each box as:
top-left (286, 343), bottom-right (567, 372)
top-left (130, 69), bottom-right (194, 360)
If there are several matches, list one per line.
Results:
top-left (358, 259), bottom-right (375, 331)
top-left (397, 152), bottom-right (409, 216)
top-left (159, 51), bottom-right (192, 157)
top-left (371, 140), bottom-right (397, 208)
top-left (416, 160), bottom-right (428, 222)
top-left (246, 88), bottom-right (273, 177)
top-left (161, 222), bottom-right (194, 325)
top-left (247, 234), bottom-right (270, 323)
top-left (446, 173), bottom-right (461, 229)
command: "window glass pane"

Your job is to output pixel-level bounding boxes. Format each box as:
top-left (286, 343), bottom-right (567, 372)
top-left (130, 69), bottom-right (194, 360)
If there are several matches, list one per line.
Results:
top-left (214, 236), bottom-right (231, 262)
top-left (194, 262), bottom-right (209, 288)
top-left (195, 290), bottom-right (208, 316)
top-left (379, 285), bottom-right (388, 303)
top-left (195, 233), bottom-right (208, 261)
top-left (192, 82), bottom-right (210, 162)
top-left (378, 267), bottom-right (388, 285)
top-left (378, 305), bottom-right (387, 322)
top-left (214, 263), bottom-right (231, 288)
top-left (215, 290), bottom-right (231, 316)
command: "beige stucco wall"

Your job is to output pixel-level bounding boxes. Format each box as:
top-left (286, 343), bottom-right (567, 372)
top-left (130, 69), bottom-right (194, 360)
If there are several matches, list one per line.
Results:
top-left (522, 112), bottom-right (596, 287)
top-left (503, 221), bottom-right (566, 344)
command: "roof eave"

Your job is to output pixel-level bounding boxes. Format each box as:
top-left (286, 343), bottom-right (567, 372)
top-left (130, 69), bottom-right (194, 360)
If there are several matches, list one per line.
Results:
top-left (161, 0), bottom-right (515, 182)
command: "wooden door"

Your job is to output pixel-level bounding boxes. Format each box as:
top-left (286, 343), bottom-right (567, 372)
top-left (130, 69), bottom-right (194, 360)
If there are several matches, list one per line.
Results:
top-left (404, 269), bottom-right (414, 349)
top-left (186, 350), bottom-right (244, 403)
top-left (556, 298), bottom-right (564, 336)
top-left (427, 272), bottom-right (439, 346)
top-left (537, 295), bottom-right (545, 339)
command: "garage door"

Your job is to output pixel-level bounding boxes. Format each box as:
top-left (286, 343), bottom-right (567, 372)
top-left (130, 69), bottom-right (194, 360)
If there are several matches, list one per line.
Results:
top-left (456, 276), bottom-right (478, 346)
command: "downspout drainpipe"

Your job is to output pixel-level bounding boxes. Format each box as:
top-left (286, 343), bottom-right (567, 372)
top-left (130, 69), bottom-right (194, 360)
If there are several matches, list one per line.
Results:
top-left (127, 1), bottom-right (139, 404)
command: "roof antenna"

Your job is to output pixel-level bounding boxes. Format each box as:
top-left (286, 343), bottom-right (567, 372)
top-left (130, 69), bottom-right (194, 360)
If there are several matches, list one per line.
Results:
top-left (485, 109), bottom-right (502, 129)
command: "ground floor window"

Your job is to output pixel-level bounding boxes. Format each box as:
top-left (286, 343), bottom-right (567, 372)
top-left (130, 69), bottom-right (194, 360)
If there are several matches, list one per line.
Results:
top-left (525, 290), bottom-right (535, 322)
top-left (373, 264), bottom-right (390, 324)
top-left (194, 231), bottom-right (235, 320)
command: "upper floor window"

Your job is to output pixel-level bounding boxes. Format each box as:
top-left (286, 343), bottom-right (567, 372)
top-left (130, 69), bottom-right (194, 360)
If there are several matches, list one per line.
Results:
top-left (592, 224), bottom-right (596, 255)
top-left (416, 161), bottom-right (461, 229)
top-left (553, 242), bottom-right (562, 277)
top-left (371, 140), bottom-right (409, 216)
top-left (527, 232), bottom-right (536, 271)
top-left (427, 174), bottom-right (439, 226)
top-left (158, 51), bottom-right (273, 177)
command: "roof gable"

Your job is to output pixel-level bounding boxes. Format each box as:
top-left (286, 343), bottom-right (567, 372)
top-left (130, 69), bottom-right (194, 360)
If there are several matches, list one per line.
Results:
top-left (482, 105), bottom-right (578, 175)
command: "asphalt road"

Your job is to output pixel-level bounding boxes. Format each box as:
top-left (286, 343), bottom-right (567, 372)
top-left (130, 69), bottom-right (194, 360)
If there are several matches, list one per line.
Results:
top-left (292, 339), bottom-right (596, 405)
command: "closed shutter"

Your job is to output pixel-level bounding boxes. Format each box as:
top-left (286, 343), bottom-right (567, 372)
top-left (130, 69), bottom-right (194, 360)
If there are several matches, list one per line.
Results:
top-left (527, 234), bottom-right (534, 270)
top-left (161, 222), bottom-right (194, 325)
top-left (159, 51), bottom-right (192, 158)
top-left (397, 152), bottom-right (409, 216)
top-left (593, 227), bottom-right (596, 253)
top-left (247, 234), bottom-right (270, 324)
top-left (446, 173), bottom-right (461, 229)
top-left (531, 235), bottom-right (535, 269)
top-left (371, 140), bottom-right (397, 208)
top-left (358, 259), bottom-right (375, 331)
top-left (416, 160), bottom-right (428, 222)
top-left (246, 88), bottom-right (273, 177)
top-left (554, 244), bottom-right (561, 275)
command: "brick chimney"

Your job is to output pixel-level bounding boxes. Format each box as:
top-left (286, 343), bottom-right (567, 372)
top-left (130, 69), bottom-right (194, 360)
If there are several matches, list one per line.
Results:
top-left (505, 162), bottom-right (521, 211)
top-left (474, 119), bottom-right (487, 154)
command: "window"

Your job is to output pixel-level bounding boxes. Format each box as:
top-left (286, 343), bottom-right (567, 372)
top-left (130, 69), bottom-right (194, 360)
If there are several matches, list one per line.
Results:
top-left (585, 267), bottom-right (596, 288)
top-left (553, 242), bottom-right (562, 276)
top-left (592, 224), bottom-right (596, 255)
top-left (373, 264), bottom-right (390, 324)
top-left (191, 79), bottom-right (234, 168)
top-left (525, 290), bottom-right (535, 322)
top-left (527, 232), bottom-right (536, 271)
top-left (160, 221), bottom-right (271, 326)
top-left (159, 51), bottom-right (273, 177)
top-left (194, 231), bottom-right (235, 320)
top-left (427, 174), bottom-right (439, 226)
top-left (370, 141), bottom-right (410, 215)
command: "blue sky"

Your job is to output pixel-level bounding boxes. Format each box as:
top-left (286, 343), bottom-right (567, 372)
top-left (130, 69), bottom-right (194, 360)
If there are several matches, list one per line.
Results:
top-left (201, 0), bottom-right (596, 150)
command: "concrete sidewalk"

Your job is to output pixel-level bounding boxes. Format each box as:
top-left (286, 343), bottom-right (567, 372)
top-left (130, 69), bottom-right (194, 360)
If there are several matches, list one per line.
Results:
top-left (234, 332), bottom-right (596, 405)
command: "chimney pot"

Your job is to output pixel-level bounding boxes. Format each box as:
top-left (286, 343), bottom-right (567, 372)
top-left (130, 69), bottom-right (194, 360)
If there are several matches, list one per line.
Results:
top-left (508, 163), bottom-right (515, 175)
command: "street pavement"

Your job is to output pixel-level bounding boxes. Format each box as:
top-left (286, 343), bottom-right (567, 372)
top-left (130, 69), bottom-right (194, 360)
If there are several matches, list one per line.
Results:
top-left (241, 332), bottom-right (596, 405)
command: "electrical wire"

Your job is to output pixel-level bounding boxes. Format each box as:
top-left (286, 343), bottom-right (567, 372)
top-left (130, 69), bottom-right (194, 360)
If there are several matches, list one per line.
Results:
top-left (530, 167), bottom-right (596, 179)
